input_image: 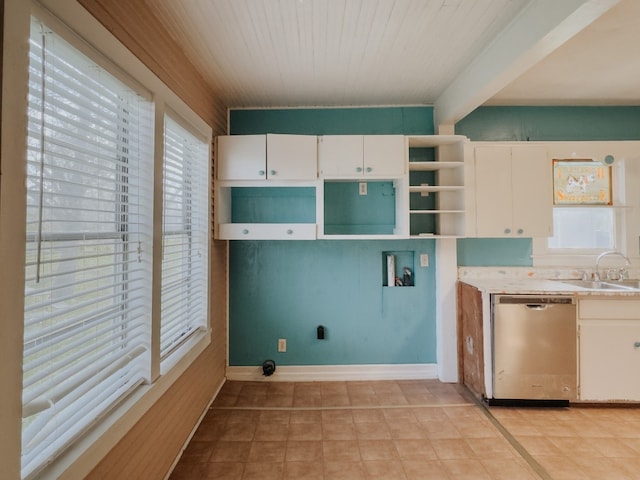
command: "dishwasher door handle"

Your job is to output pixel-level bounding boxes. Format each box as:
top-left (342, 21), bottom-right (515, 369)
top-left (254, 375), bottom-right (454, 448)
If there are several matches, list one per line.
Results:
top-left (525, 304), bottom-right (549, 310)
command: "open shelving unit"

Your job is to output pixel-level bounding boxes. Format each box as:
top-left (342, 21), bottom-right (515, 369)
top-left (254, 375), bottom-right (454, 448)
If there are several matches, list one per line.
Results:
top-left (407, 135), bottom-right (469, 238)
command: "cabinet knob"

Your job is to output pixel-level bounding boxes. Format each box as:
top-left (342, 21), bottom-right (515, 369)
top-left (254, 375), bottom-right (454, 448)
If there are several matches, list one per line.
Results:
top-left (258, 170), bottom-right (265, 176)
top-left (270, 170), bottom-right (276, 176)
top-left (634, 341), bottom-right (640, 348)
top-left (286, 229), bottom-right (293, 235)
top-left (242, 229), bottom-right (249, 235)
top-left (356, 167), bottom-right (363, 173)
top-left (504, 228), bottom-right (511, 234)
top-left (366, 167), bottom-right (372, 173)
top-left (517, 228), bottom-right (524, 235)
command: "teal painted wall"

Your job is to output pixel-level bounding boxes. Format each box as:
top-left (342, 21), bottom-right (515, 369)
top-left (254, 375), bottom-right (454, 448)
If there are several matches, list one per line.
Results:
top-left (230, 106), bottom-right (434, 135)
top-left (456, 106), bottom-right (640, 266)
top-left (456, 106), bottom-right (640, 142)
top-left (456, 238), bottom-right (532, 266)
top-left (228, 107), bottom-right (437, 366)
top-left (227, 106), bottom-right (640, 365)
top-left (229, 240), bottom-right (436, 365)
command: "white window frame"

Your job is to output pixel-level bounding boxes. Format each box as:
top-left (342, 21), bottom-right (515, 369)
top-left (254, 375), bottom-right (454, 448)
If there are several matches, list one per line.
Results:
top-left (0, 1), bottom-right (213, 478)
top-left (160, 112), bottom-right (211, 371)
top-left (532, 142), bottom-right (640, 269)
top-left (22, 18), bottom-right (156, 478)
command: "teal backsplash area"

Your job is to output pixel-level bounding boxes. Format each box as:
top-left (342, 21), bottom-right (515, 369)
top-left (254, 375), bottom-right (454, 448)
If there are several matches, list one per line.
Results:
top-left (457, 238), bottom-right (532, 266)
top-left (229, 240), bottom-right (437, 366)
top-left (230, 106), bottom-right (435, 135)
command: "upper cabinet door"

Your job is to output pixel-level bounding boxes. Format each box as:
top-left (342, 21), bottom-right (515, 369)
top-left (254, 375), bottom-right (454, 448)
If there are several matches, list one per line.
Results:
top-left (318, 135), bottom-right (363, 178)
top-left (363, 135), bottom-right (405, 178)
top-left (266, 134), bottom-right (317, 180)
top-left (472, 144), bottom-right (552, 237)
top-left (318, 135), bottom-right (405, 178)
top-left (217, 135), bottom-right (266, 180)
top-left (474, 146), bottom-right (513, 237)
top-left (511, 146), bottom-right (553, 238)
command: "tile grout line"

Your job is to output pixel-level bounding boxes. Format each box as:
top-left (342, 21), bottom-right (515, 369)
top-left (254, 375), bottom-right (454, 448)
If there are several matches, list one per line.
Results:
top-left (474, 400), bottom-right (553, 480)
top-left (210, 399), bottom-right (550, 479)
top-left (210, 402), bottom-right (475, 411)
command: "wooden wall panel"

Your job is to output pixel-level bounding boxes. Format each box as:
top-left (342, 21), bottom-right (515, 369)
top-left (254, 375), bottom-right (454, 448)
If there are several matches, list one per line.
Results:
top-left (457, 281), bottom-right (486, 399)
top-left (78, 0), bottom-right (227, 133)
top-left (75, 1), bottom-right (229, 478)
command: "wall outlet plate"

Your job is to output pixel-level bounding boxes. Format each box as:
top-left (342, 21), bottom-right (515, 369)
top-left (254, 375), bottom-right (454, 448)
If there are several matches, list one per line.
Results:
top-left (278, 338), bottom-right (287, 352)
top-left (359, 182), bottom-right (367, 195)
top-left (420, 254), bottom-right (429, 267)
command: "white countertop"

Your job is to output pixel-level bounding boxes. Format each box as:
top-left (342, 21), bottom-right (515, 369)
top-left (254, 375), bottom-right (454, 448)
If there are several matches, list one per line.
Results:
top-left (459, 278), bottom-right (640, 296)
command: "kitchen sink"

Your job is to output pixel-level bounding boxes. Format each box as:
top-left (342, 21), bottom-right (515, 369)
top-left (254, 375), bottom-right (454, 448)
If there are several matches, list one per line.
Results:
top-left (559, 279), bottom-right (640, 291)
top-left (611, 279), bottom-right (640, 289)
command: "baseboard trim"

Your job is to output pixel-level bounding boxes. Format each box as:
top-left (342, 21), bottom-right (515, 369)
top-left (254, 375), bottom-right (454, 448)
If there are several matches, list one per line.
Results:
top-left (226, 363), bottom-right (439, 382)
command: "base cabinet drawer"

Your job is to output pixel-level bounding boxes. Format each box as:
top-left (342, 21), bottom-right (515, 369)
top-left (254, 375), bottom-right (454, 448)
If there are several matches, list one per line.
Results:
top-left (217, 223), bottom-right (316, 240)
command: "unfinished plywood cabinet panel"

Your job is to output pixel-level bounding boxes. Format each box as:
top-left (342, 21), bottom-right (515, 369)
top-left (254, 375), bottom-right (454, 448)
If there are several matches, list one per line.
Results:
top-left (457, 281), bottom-right (485, 399)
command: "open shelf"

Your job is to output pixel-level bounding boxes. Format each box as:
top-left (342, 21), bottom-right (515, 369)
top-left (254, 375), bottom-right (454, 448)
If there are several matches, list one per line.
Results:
top-left (407, 136), bottom-right (468, 237)
top-left (409, 185), bottom-right (464, 193)
top-left (409, 161), bottom-right (465, 171)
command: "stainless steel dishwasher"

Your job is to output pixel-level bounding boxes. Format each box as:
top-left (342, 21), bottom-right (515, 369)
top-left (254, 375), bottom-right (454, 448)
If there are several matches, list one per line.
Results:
top-left (492, 295), bottom-right (577, 403)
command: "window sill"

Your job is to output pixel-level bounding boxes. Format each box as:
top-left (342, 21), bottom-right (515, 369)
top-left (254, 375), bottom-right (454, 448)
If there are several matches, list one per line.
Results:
top-left (44, 329), bottom-right (212, 480)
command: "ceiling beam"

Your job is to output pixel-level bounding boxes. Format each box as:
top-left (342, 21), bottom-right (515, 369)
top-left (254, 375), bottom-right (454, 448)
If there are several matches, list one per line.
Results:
top-left (434, 0), bottom-right (622, 127)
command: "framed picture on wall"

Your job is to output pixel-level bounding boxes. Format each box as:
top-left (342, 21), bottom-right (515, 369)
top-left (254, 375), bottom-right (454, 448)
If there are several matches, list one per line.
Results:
top-left (552, 159), bottom-right (612, 205)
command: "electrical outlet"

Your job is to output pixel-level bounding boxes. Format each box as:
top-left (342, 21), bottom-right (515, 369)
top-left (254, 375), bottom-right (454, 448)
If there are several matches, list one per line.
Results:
top-left (359, 182), bottom-right (367, 195)
top-left (278, 338), bottom-right (287, 352)
top-left (420, 254), bottom-right (429, 267)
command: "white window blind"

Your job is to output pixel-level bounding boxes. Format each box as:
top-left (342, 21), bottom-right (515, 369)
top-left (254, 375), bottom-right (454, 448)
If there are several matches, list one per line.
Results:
top-left (160, 116), bottom-right (209, 362)
top-left (22, 19), bottom-right (153, 479)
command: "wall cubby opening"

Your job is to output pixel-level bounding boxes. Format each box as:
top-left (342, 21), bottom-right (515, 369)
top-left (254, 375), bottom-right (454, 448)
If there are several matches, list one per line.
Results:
top-left (382, 250), bottom-right (415, 287)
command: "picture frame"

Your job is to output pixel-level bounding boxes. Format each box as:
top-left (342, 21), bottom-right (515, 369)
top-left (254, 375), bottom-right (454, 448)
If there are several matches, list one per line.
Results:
top-left (552, 159), bottom-right (612, 205)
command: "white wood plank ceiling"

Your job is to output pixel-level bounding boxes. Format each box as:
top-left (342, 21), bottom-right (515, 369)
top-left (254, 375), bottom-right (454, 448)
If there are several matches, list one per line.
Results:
top-left (147, 0), bottom-right (635, 123)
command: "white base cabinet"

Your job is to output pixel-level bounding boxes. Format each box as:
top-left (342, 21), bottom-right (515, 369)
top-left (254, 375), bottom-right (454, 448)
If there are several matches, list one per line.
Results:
top-left (578, 298), bottom-right (640, 402)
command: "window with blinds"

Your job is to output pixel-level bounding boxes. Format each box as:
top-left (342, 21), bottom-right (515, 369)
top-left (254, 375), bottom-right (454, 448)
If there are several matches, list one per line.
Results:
top-left (22, 19), bottom-right (154, 478)
top-left (160, 116), bottom-right (209, 363)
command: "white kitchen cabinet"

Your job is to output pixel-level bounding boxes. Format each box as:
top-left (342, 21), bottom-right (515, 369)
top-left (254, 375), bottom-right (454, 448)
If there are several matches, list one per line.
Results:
top-left (218, 223), bottom-right (316, 240)
top-left (217, 134), bottom-right (265, 180)
top-left (471, 145), bottom-right (552, 237)
top-left (578, 297), bottom-right (640, 402)
top-left (214, 184), bottom-right (318, 240)
top-left (217, 134), bottom-right (317, 180)
top-left (318, 135), bottom-right (405, 179)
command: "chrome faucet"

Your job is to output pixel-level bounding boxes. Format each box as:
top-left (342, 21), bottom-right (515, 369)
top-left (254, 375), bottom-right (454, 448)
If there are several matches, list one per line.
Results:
top-left (595, 251), bottom-right (631, 281)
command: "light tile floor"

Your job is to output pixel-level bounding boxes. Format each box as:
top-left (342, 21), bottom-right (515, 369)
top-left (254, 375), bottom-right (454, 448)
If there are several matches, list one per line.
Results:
top-left (169, 380), bottom-right (640, 479)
